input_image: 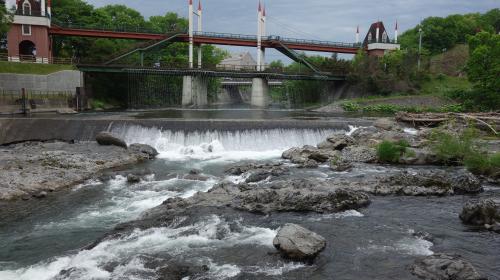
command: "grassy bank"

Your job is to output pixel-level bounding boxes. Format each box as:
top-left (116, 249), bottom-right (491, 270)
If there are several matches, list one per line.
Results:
top-left (0, 61), bottom-right (75, 75)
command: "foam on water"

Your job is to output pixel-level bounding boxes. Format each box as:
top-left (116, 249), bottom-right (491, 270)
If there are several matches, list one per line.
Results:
top-left (365, 236), bottom-right (434, 256)
top-left (110, 125), bottom-right (340, 162)
top-left (35, 176), bottom-right (217, 231)
top-left (308, 210), bottom-right (365, 221)
top-left (0, 215), bottom-right (277, 280)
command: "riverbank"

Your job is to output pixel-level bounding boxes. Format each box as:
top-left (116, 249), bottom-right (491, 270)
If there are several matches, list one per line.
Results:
top-left (0, 140), bottom-right (157, 200)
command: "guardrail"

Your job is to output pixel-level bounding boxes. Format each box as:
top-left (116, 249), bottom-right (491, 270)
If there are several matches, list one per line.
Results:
top-left (0, 55), bottom-right (76, 65)
top-left (51, 19), bottom-right (179, 35)
top-left (95, 61), bottom-right (348, 76)
top-left (49, 21), bottom-right (366, 49)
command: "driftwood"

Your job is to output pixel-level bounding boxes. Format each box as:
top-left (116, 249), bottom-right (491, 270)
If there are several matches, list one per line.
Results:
top-left (396, 112), bottom-right (500, 135)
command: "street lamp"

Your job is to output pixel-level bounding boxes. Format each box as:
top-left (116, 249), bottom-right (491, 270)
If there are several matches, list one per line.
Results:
top-left (418, 27), bottom-right (423, 71)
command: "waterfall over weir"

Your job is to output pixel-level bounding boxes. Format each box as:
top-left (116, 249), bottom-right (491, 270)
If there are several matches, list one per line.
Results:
top-left (110, 125), bottom-right (342, 161)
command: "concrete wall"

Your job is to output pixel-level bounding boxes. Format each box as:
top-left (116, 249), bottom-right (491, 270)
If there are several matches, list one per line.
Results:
top-left (0, 70), bottom-right (83, 93)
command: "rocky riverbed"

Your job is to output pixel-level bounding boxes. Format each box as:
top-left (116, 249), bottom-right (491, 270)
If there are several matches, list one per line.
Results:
top-left (0, 120), bottom-right (499, 280)
top-left (0, 135), bottom-right (158, 200)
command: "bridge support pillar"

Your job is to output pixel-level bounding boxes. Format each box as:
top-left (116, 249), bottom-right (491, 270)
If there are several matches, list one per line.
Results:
top-left (182, 76), bottom-right (208, 107)
top-left (251, 78), bottom-right (270, 108)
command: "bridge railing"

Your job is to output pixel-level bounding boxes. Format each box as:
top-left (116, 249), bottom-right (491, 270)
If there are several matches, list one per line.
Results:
top-left (98, 61), bottom-right (348, 77)
top-left (51, 19), bottom-right (180, 35)
top-left (0, 54), bottom-right (76, 65)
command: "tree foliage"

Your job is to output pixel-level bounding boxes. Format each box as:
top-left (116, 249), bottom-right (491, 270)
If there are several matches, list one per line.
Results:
top-left (399, 9), bottom-right (500, 55)
top-left (448, 31), bottom-right (500, 111)
top-left (0, 0), bottom-right (13, 38)
top-left (51, 0), bottom-right (226, 66)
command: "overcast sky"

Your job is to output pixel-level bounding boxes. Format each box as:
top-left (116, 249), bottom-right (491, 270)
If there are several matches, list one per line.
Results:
top-left (8, 0), bottom-right (498, 61)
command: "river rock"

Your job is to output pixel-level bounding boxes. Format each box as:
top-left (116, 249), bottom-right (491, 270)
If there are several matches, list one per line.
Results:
top-left (340, 146), bottom-right (377, 163)
top-left (127, 174), bottom-right (141, 183)
top-left (378, 170), bottom-right (482, 196)
top-left (225, 163), bottom-right (289, 183)
top-left (330, 158), bottom-right (353, 172)
top-left (129, 143), bottom-right (159, 159)
top-left (410, 253), bottom-right (486, 280)
top-left (273, 223), bottom-right (326, 261)
top-left (95, 132), bottom-right (127, 148)
top-left (321, 134), bottom-right (355, 150)
top-left (33, 191), bottom-right (47, 198)
top-left (235, 180), bottom-right (371, 214)
top-left (459, 199), bottom-right (499, 226)
top-left (183, 169), bottom-right (210, 181)
top-left (373, 118), bottom-right (396, 131)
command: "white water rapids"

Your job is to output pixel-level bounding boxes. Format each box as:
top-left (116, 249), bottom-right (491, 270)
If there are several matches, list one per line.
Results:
top-left (0, 125), bottom-right (438, 280)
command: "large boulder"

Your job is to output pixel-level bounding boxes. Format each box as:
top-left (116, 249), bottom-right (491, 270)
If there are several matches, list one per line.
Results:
top-left (273, 223), bottom-right (326, 261)
top-left (373, 118), bottom-right (397, 131)
top-left (225, 163), bottom-right (289, 183)
top-left (459, 199), bottom-right (499, 226)
top-left (378, 170), bottom-right (482, 196)
top-left (340, 146), bottom-right (377, 163)
top-left (282, 146), bottom-right (338, 167)
top-left (129, 143), bottom-right (159, 159)
top-left (317, 134), bottom-right (355, 151)
top-left (95, 132), bottom-right (127, 148)
top-left (235, 180), bottom-right (371, 214)
top-left (410, 253), bottom-right (486, 280)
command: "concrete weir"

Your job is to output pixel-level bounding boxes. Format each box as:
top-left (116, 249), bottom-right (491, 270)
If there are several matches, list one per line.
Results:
top-left (182, 76), bottom-right (208, 107)
top-left (251, 77), bottom-right (270, 108)
top-left (0, 117), bottom-right (372, 145)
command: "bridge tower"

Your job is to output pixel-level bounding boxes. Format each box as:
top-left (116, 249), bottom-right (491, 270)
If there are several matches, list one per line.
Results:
top-left (182, 0), bottom-right (208, 107)
top-left (364, 21), bottom-right (400, 57)
top-left (6, 0), bottom-right (52, 63)
top-left (251, 1), bottom-right (270, 108)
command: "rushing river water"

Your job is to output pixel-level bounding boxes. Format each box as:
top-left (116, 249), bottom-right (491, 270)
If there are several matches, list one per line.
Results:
top-left (0, 126), bottom-right (499, 280)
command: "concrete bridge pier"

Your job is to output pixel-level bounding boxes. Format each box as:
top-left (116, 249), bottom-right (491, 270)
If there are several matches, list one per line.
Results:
top-left (250, 78), bottom-right (270, 108)
top-left (182, 76), bottom-right (208, 107)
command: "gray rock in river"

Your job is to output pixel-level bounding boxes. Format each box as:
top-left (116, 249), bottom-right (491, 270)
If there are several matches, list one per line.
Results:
top-left (129, 143), bottom-right (159, 159)
top-left (183, 169), bottom-right (210, 181)
top-left (225, 162), bottom-right (289, 183)
top-left (459, 199), bottom-right (499, 226)
top-left (410, 253), bottom-right (487, 280)
top-left (127, 174), bottom-right (141, 183)
top-left (317, 134), bottom-right (355, 151)
top-left (282, 145), bottom-right (339, 167)
top-left (377, 170), bottom-right (482, 196)
top-left (96, 132), bottom-right (128, 148)
top-left (273, 223), bottom-right (326, 261)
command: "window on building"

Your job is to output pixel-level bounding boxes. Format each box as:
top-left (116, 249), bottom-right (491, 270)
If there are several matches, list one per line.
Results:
top-left (382, 31), bottom-right (388, 43)
top-left (22, 24), bottom-right (31, 36)
top-left (22, 0), bottom-right (31, 15)
top-left (368, 32), bottom-right (373, 42)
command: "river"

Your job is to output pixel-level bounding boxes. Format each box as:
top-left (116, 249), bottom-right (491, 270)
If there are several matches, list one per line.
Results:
top-left (0, 124), bottom-right (499, 279)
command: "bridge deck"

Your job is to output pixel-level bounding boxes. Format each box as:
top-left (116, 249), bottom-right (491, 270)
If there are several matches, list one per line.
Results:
top-left (77, 65), bottom-right (346, 81)
top-left (49, 26), bottom-right (363, 54)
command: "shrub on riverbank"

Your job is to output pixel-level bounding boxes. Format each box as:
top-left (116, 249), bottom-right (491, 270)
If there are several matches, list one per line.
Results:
top-left (430, 127), bottom-right (500, 177)
top-left (377, 140), bottom-right (412, 163)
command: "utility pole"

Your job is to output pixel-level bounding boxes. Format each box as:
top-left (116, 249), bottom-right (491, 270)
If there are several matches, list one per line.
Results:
top-left (356, 25), bottom-right (360, 44)
top-left (394, 20), bottom-right (398, 43)
top-left (256, 1), bottom-right (262, 71)
top-left (188, 0), bottom-right (194, 68)
top-left (197, 1), bottom-right (202, 68)
top-left (261, 5), bottom-right (266, 71)
top-left (418, 27), bottom-right (423, 71)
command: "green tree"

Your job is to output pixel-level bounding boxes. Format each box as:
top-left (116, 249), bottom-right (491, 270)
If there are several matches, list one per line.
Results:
top-left (466, 31), bottom-right (500, 92)
top-left (0, 0), bottom-right (13, 37)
